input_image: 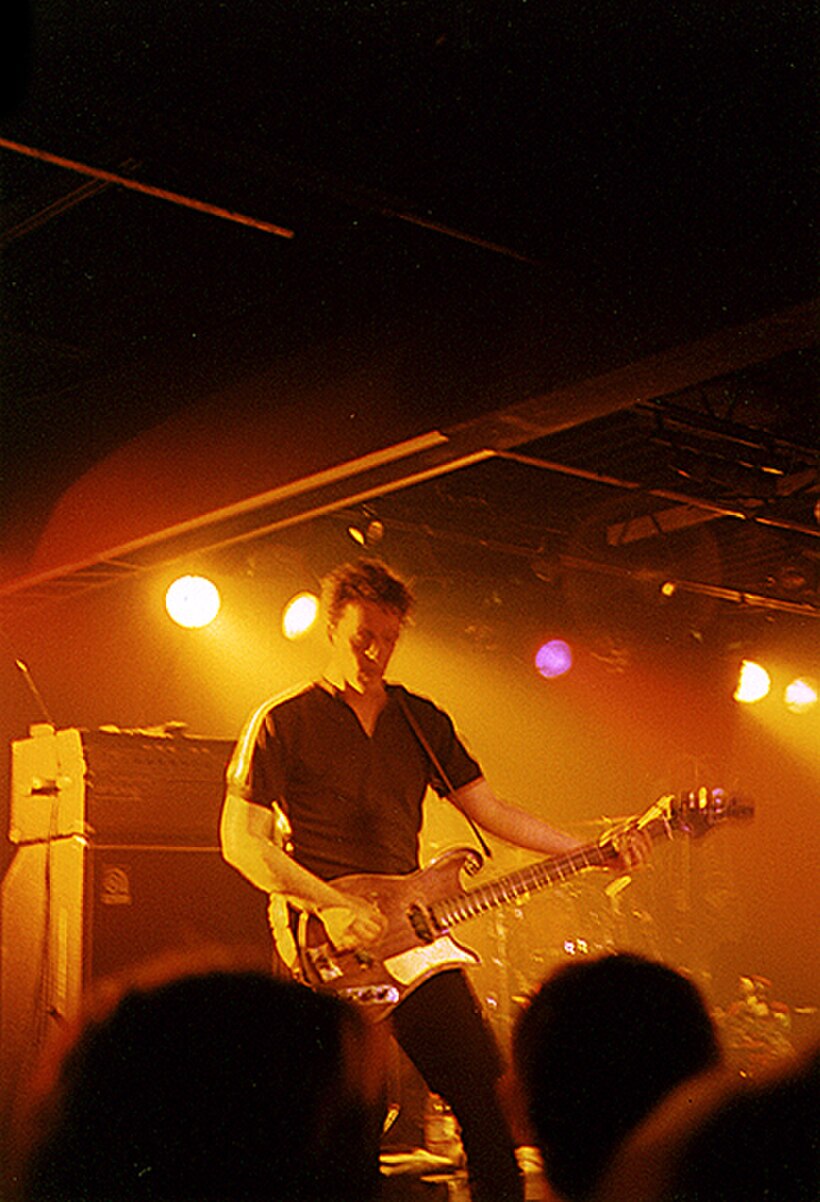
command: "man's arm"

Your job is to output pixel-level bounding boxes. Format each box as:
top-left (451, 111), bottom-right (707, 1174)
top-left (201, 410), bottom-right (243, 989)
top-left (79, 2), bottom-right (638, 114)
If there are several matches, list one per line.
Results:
top-left (452, 777), bottom-right (652, 869)
top-left (452, 777), bottom-right (583, 855)
top-left (219, 789), bottom-right (385, 949)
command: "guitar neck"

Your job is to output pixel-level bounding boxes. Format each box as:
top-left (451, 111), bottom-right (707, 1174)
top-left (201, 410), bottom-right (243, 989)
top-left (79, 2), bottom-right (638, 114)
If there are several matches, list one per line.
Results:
top-left (429, 811), bottom-right (671, 931)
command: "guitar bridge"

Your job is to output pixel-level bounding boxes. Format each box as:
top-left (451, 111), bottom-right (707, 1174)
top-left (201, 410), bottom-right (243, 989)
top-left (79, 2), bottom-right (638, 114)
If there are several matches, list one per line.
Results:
top-left (338, 984), bottom-right (400, 1008)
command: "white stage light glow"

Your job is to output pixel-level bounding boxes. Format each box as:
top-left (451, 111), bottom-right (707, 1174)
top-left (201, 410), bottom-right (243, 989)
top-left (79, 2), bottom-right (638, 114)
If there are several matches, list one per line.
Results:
top-left (165, 576), bottom-right (221, 628)
top-left (282, 592), bottom-right (320, 639)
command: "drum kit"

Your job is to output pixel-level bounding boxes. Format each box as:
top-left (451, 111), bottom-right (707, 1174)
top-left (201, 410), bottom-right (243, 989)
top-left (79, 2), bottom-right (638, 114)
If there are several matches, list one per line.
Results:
top-left (470, 814), bottom-right (674, 1044)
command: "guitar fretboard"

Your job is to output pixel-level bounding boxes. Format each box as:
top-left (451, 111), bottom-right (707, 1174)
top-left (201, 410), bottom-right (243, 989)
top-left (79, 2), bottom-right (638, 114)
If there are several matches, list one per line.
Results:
top-left (430, 841), bottom-right (618, 930)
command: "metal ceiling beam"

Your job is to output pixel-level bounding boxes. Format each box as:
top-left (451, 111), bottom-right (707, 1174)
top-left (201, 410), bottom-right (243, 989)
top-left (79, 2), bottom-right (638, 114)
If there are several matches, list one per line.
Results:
top-left (496, 449), bottom-right (820, 542)
top-left (1, 298), bottom-right (817, 609)
top-left (443, 298), bottom-right (819, 449)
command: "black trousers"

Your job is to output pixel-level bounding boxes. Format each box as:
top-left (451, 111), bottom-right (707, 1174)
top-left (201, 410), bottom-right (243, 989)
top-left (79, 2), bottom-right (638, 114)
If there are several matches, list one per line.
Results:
top-left (390, 970), bottom-right (524, 1202)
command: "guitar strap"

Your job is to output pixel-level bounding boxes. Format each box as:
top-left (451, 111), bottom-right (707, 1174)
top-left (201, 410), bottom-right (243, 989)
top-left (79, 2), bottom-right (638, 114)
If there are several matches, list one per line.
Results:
top-left (394, 689), bottom-right (492, 859)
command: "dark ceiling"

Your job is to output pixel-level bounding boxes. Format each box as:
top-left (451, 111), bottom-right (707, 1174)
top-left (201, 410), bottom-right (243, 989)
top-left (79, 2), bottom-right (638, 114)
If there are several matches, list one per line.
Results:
top-left (0, 1), bottom-right (818, 641)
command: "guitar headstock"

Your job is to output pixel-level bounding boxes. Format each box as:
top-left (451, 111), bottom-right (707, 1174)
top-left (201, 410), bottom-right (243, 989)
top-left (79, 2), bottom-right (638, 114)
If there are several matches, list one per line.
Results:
top-left (640, 787), bottom-right (754, 839)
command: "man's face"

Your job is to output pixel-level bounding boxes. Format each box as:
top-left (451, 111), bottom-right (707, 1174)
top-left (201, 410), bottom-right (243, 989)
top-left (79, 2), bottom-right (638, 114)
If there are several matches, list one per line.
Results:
top-left (329, 599), bottom-right (402, 693)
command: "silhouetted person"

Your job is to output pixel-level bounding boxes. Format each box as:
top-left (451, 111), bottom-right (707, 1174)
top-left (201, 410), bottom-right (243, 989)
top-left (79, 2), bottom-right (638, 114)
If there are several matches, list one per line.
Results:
top-left (512, 952), bottom-right (722, 1201)
top-left (17, 956), bottom-right (384, 1202)
top-left (593, 1041), bottom-right (820, 1202)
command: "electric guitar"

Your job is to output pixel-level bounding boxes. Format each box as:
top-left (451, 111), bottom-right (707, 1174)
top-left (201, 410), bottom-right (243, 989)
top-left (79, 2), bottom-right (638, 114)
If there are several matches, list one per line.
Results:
top-left (293, 788), bottom-right (753, 1021)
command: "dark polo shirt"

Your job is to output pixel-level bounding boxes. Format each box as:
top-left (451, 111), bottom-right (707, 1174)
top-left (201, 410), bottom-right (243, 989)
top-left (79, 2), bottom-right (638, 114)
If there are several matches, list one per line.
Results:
top-left (228, 682), bottom-right (482, 880)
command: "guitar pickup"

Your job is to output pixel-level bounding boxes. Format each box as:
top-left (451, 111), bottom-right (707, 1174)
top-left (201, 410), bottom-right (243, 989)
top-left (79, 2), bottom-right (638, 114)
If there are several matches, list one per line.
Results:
top-left (407, 902), bottom-right (437, 944)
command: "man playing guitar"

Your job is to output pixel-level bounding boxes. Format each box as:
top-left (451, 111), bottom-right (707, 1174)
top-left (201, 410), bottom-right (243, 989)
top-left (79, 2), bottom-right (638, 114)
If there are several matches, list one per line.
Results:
top-left (220, 557), bottom-right (651, 1202)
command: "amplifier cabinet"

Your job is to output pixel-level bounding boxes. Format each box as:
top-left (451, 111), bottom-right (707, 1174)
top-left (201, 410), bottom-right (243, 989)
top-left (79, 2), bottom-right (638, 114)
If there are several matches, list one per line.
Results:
top-left (10, 725), bottom-right (235, 845)
top-left (1, 839), bottom-right (272, 1128)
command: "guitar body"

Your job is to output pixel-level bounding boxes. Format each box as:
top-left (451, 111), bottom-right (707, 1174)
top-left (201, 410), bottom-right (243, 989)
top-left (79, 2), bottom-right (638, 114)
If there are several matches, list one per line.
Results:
top-left (296, 849), bottom-right (484, 1020)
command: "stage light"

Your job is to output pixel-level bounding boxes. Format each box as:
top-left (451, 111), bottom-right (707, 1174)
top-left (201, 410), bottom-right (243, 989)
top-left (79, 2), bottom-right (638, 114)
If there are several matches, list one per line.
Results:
top-left (165, 576), bottom-right (221, 628)
top-left (535, 638), bottom-right (573, 679)
top-left (784, 677), bottom-right (818, 714)
top-left (347, 518), bottom-right (384, 547)
top-left (733, 659), bottom-right (771, 704)
top-left (282, 591), bottom-right (320, 640)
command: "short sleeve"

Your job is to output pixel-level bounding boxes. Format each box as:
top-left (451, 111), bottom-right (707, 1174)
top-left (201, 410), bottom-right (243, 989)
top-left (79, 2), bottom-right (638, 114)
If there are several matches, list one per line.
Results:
top-left (226, 705), bottom-right (285, 808)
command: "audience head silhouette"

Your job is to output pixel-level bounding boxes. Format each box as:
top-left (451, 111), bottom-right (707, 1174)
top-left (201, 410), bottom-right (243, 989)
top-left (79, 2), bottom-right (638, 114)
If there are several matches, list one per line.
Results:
top-left (594, 1040), bottom-right (820, 1202)
top-left (512, 951), bottom-right (721, 1200)
top-left (19, 955), bottom-right (383, 1201)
